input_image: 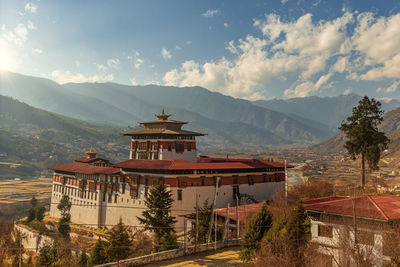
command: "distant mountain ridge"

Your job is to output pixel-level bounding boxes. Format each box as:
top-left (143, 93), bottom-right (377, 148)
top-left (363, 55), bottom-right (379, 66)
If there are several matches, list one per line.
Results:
top-left (253, 94), bottom-right (400, 133)
top-left (0, 71), bottom-right (335, 147)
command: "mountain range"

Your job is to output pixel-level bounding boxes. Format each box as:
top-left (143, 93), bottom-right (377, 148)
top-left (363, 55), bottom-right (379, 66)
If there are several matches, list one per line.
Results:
top-left (1, 71), bottom-right (400, 151)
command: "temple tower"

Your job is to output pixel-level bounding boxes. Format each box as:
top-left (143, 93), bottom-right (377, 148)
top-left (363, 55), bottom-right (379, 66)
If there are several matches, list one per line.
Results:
top-left (122, 109), bottom-right (204, 162)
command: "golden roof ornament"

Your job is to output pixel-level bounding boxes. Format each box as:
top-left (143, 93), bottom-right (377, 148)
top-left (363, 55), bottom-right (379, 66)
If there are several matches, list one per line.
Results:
top-left (85, 146), bottom-right (98, 158)
top-left (155, 108), bottom-right (171, 121)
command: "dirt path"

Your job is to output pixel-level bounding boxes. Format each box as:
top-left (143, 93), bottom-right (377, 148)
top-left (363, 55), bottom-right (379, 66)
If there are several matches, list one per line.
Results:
top-left (144, 247), bottom-right (242, 267)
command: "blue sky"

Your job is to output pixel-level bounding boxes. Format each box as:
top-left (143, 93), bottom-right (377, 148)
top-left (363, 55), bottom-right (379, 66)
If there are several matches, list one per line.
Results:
top-left (1, 0), bottom-right (400, 101)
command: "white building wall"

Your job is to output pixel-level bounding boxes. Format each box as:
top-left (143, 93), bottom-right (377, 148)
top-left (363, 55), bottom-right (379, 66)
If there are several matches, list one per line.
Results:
top-left (171, 181), bottom-right (284, 230)
top-left (310, 218), bottom-right (389, 267)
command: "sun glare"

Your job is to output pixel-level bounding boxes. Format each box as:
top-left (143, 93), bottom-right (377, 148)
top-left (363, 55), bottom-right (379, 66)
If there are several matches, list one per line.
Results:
top-left (0, 44), bottom-right (16, 72)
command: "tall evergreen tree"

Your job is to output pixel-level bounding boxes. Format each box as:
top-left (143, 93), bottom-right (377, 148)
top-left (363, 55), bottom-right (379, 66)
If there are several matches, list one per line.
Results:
top-left (77, 249), bottom-right (89, 266)
top-left (239, 202), bottom-right (273, 262)
top-left (27, 196), bottom-right (37, 223)
top-left (188, 199), bottom-right (214, 244)
top-left (158, 231), bottom-right (178, 252)
top-left (285, 205), bottom-right (308, 247)
top-left (137, 184), bottom-right (176, 242)
top-left (39, 242), bottom-right (57, 267)
top-left (36, 206), bottom-right (46, 222)
top-left (57, 195), bottom-right (71, 239)
top-left (88, 239), bottom-right (107, 265)
top-left (104, 219), bottom-right (132, 262)
top-left (339, 96), bottom-right (389, 188)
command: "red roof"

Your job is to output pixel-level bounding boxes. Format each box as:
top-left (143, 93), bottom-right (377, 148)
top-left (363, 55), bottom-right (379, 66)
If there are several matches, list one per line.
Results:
top-left (304, 195), bottom-right (400, 221)
top-left (197, 157), bottom-right (293, 168)
top-left (48, 162), bottom-right (119, 175)
top-left (114, 158), bottom-right (288, 171)
top-left (74, 156), bottom-right (110, 164)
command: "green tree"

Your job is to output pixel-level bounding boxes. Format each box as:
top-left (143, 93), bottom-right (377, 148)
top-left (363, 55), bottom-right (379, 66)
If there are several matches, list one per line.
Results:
top-left (36, 206), bottom-right (46, 222)
top-left (239, 202), bottom-right (273, 262)
top-left (188, 200), bottom-right (220, 244)
top-left (57, 195), bottom-right (71, 239)
top-left (88, 239), bottom-right (107, 265)
top-left (27, 196), bottom-right (37, 223)
top-left (158, 231), bottom-right (178, 252)
top-left (339, 96), bottom-right (389, 188)
top-left (286, 205), bottom-right (308, 247)
top-left (104, 219), bottom-right (132, 262)
top-left (39, 242), bottom-right (57, 267)
top-left (77, 249), bottom-right (89, 266)
top-left (137, 184), bottom-right (176, 243)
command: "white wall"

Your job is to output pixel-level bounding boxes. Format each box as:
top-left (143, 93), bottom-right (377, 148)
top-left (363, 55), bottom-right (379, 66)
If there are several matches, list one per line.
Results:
top-left (159, 149), bottom-right (197, 162)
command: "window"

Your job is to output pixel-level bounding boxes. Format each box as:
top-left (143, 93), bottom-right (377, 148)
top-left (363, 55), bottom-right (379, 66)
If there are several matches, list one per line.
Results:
top-left (168, 142), bottom-right (172, 151)
top-left (233, 175), bottom-right (238, 184)
top-left (114, 194), bottom-right (117, 203)
top-left (201, 176), bottom-right (205, 186)
top-left (318, 224), bottom-right (333, 238)
top-left (187, 143), bottom-right (191, 151)
top-left (233, 185), bottom-right (239, 199)
top-left (103, 193), bottom-right (106, 202)
top-left (108, 194), bottom-right (112, 203)
top-left (262, 174), bottom-right (267, 183)
top-left (248, 175), bottom-right (254, 185)
top-left (176, 143), bottom-right (184, 153)
top-left (177, 189), bottom-right (182, 200)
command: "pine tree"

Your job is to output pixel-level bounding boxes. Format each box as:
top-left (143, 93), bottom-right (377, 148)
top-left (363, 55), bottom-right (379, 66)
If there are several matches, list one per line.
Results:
top-left (39, 242), bottom-right (57, 267)
top-left (239, 202), bottom-right (273, 262)
top-left (104, 219), bottom-right (132, 262)
top-left (88, 239), bottom-right (107, 265)
top-left (27, 196), bottom-right (37, 223)
top-left (57, 195), bottom-right (71, 239)
top-left (77, 249), bottom-right (89, 266)
top-left (36, 206), bottom-right (46, 221)
top-left (158, 231), bottom-right (178, 252)
top-left (286, 204), bottom-right (308, 247)
top-left (339, 96), bottom-right (389, 188)
top-left (188, 199), bottom-right (213, 244)
top-left (137, 184), bottom-right (177, 242)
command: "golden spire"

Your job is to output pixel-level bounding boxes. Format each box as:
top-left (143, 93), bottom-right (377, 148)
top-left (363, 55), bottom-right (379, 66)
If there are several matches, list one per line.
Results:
top-left (85, 146), bottom-right (98, 158)
top-left (155, 108), bottom-right (171, 120)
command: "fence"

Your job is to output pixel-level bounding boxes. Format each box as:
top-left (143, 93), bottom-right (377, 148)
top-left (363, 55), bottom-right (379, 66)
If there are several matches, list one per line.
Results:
top-left (96, 239), bottom-right (241, 267)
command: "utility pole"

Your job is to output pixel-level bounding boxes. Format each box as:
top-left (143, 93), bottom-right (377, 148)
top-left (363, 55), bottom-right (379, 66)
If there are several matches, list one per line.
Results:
top-left (223, 203), bottom-right (230, 242)
top-left (207, 177), bottom-right (220, 243)
top-left (184, 217), bottom-right (187, 255)
top-left (244, 204), bottom-right (247, 230)
top-left (214, 211), bottom-right (217, 250)
top-left (195, 192), bottom-right (199, 253)
top-left (285, 159), bottom-right (288, 199)
top-left (236, 193), bottom-right (240, 240)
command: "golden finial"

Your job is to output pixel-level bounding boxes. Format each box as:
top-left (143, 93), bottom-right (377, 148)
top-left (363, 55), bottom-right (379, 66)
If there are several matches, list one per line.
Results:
top-left (85, 146), bottom-right (98, 158)
top-left (155, 108), bottom-right (171, 120)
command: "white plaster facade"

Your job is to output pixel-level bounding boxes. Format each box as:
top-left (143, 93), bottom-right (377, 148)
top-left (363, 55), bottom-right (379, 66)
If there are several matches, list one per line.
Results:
top-left (49, 172), bottom-right (284, 231)
top-left (310, 219), bottom-right (390, 267)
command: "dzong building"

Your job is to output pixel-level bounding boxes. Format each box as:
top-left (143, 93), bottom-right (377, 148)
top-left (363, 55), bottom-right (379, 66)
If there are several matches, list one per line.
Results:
top-left (49, 110), bottom-right (290, 230)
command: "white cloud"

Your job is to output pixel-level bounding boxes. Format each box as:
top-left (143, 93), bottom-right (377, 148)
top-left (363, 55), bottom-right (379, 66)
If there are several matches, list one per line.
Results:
top-left (185, 40), bottom-right (192, 46)
top-left (163, 11), bottom-right (400, 99)
top-left (161, 48), bottom-right (172, 60)
top-left (202, 9), bottom-right (221, 18)
top-left (343, 88), bottom-right (352, 95)
top-left (281, 0), bottom-right (288, 4)
top-left (352, 13), bottom-right (400, 80)
top-left (96, 64), bottom-right (106, 71)
top-left (129, 77), bottom-right (138, 85)
top-left (27, 21), bottom-right (36, 30)
top-left (175, 45), bottom-right (182, 50)
top-left (134, 58), bottom-right (144, 69)
top-left (107, 58), bottom-right (120, 69)
top-left (377, 80), bottom-right (400, 93)
top-left (50, 70), bottom-right (114, 84)
top-left (32, 48), bottom-right (42, 54)
top-left (24, 3), bottom-right (37, 13)
top-left (224, 23), bottom-right (229, 28)
top-left (1, 25), bottom-right (5, 31)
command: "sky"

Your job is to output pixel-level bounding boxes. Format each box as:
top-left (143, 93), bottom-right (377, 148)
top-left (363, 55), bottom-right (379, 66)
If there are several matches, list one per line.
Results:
top-left (1, 0), bottom-right (400, 101)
